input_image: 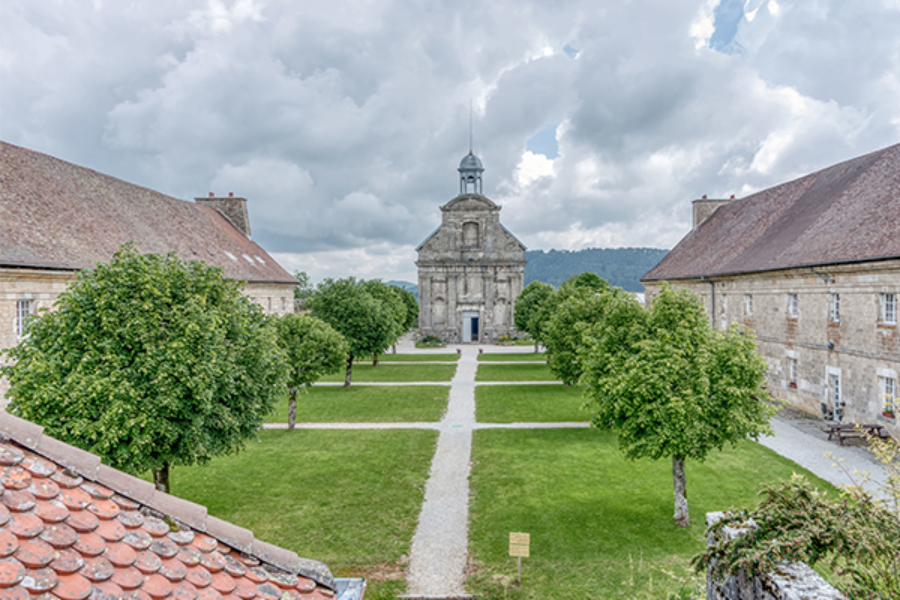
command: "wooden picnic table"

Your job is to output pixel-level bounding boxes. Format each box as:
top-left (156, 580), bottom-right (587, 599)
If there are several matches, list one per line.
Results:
top-left (824, 423), bottom-right (889, 445)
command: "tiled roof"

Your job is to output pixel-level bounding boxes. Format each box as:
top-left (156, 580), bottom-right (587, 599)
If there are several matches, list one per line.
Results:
top-left (0, 412), bottom-right (336, 600)
top-left (0, 141), bottom-right (295, 285)
top-left (642, 143), bottom-right (900, 282)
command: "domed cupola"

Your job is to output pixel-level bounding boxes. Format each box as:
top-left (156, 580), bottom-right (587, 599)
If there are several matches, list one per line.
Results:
top-left (458, 151), bottom-right (484, 195)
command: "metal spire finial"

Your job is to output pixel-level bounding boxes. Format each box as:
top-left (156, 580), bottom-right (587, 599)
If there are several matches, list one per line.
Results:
top-left (469, 99), bottom-right (473, 154)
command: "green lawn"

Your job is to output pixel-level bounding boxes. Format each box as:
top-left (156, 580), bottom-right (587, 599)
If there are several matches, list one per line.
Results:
top-left (478, 352), bottom-right (546, 362)
top-left (476, 385), bottom-right (588, 422)
top-left (476, 363), bottom-right (558, 382)
top-left (319, 363), bottom-right (457, 382)
top-left (363, 353), bottom-right (459, 362)
top-left (170, 430), bottom-right (437, 599)
top-left (264, 385), bottom-right (449, 423)
top-left (467, 429), bottom-right (839, 599)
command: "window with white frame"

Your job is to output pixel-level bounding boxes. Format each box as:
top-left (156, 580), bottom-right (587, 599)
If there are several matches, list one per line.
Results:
top-left (744, 294), bottom-right (753, 316)
top-left (881, 293), bottom-right (897, 324)
top-left (828, 293), bottom-right (840, 323)
top-left (16, 299), bottom-right (33, 337)
top-left (788, 357), bottom-right (798, 388)
top-left (787, 293), bottom-right (799, 318)
top-left (880, 374), bottom-right (896, 416)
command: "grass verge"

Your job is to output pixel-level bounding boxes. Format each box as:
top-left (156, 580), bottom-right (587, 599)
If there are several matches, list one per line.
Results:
top-left (476, 363), bottom-right (557, 382)
top-left (359, 353), bottom-right (459, 363)
top-left (320, 363), bottom-right (457, 383)
top-left (476, 385), bottom-right (588, 422)
top-left (467, 429), bottom-right (838, 599)
top-left (264, 385), bottom-right (449, 423)
top-left (478, 353), bottom-right (546, 362)
top-left (170, 429), bottom-right (437, 600)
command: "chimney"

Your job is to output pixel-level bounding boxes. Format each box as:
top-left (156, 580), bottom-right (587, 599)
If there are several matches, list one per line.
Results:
top-left (691, 196), bottom-right (734, 230)
top-left (196, 193), bottom-right (252, 238)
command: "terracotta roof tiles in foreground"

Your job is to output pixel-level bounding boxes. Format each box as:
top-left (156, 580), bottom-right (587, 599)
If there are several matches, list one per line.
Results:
top-left (0, 412), bottom-right (335, 600)
top-left (642, 142), bottom-right (900, 282)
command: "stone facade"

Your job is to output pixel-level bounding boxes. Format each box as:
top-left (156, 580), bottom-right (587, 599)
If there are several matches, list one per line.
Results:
top-left (642, 145), bottom-right (900, 438)
top-left (416, 153), bottom-right (526, 343)
top-left (643, 260), bottom-right (900, 438)
top-left (1, 142), bottom-right (298, 408)
top-left (0, 267), bottom-right (293, 408)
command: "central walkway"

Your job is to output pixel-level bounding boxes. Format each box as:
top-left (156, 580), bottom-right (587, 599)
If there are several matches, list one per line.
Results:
top-left (404, 346), bottom-right (478, 598)
top-left (266, 342), bottom-right (888, 599)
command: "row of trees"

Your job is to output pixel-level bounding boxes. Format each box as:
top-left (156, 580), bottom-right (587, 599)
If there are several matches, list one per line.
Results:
top-left (514, 273), bottom-right (775, 527)
top-left (2, 246), bottom-right (417, 493)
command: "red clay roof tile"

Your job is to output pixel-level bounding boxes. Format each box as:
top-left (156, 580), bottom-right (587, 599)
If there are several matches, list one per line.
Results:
top-left (0, 413), bottom-right (337, 600)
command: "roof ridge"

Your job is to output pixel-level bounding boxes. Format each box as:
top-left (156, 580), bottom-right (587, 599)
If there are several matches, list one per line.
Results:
top-left (0, 410), bottom-right (335, 590)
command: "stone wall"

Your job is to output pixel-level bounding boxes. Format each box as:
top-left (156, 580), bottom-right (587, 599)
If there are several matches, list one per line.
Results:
top-left (1, 267), bottom-right (294, 408)
top-left (644, 259), bottom-right (900, 438)
top-left (705, 512), bottom-right (845, 600)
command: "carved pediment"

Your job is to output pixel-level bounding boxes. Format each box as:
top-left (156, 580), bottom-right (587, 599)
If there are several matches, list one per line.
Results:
top-left (441, 194), bottom-right (499, 212)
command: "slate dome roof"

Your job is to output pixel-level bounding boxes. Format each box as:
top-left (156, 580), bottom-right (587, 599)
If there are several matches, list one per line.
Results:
top-left (458, 152), bottom-right (484, 172)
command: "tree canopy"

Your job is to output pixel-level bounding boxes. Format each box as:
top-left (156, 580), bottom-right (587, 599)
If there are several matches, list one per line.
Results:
top-left (1, 245), bottom-right (287, 493)
top-left (307, 277), bottom-right (402, 384)
top-left (513, 281), bottom-right (554, 351)
top-left (530, 272), bottom-right (610, 369)
top-left (580, 284), bottom-right (775, 526)
top-left (293, 270), bottom-right (314, 301)
top-left (394, 285), bottom-right (419, 332)
top-left (543, 282), bottom-right (628, 385)
top-left (275, 313), bottom-right (348, 429)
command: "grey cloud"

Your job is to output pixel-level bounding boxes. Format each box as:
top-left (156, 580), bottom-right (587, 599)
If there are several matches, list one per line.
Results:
top-left (1, 0), bottom-right (898, 281)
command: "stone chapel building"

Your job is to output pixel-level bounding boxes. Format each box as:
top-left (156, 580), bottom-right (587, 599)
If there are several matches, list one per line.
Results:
top-left (416, 152), bottom-right (526, 343)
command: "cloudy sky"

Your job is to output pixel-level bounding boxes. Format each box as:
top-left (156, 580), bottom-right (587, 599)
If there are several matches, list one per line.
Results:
top-left (2, 0), bottom-right (898, 283)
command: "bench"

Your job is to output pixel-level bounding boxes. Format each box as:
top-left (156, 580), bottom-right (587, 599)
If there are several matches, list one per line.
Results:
top-left (825, 423), bottom-right (889, 445)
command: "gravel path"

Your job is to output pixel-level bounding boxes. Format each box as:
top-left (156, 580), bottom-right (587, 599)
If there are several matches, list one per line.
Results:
top-left (270, 337), bottom-right (890, 597)
top-left (404, 345), bottom-right (478, 598)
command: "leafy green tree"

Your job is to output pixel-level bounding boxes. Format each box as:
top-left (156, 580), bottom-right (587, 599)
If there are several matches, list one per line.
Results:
top-left (390, 285), bottom-right (419, 354)
top-left (543, 284), bottom-right (628, 385)
top-left (531, 272), bottom-right (609, 347)
top-left (293, 271), bottom-right (314, 302)
top-left (395, 286), bottom-right (419, 331)
top-left (307, 277), bottom-right (398, 385)
top-left (275, 314), bottom-right (348, 429)
top-left (362, 280), bottom-right (407, 365)
top-left (1, 245), bottom-right (287, 494)
top-left (581, 284), bottom-right (775, 527)
top-left (514, 281), bottom-right (554, 352)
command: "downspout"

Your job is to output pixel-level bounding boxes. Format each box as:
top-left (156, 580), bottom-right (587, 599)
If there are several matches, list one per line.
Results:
top-left (701, 276), bottom-right (715, 329)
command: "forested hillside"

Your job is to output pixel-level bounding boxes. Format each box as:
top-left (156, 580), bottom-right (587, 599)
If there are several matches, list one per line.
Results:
top-left (524, 248), bottom-right (668, 292)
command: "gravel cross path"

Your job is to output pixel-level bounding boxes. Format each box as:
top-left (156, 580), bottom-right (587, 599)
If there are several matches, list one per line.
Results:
top-left (263, 339), bottom-right (888, 598)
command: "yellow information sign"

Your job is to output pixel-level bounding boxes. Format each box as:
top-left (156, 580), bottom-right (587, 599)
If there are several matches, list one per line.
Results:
top-left (509, 532), bottom-right (530, 558)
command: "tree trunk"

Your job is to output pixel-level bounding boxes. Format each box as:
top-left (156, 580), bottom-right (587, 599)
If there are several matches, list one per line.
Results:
top-left (672, 456), bottom-right (690, 527)
top-left (344, 354), bottom-right (353, 387)
top-left (392, 344), bottom-right (397, 354)
top-left (373, 352), bottom-right (379, 367)
top-left (153, 462), bottom-right (170, 494)
top-left (534, 341), bottom-right (540, 353)
top-left (288, 390), bottom-right (297, 430)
